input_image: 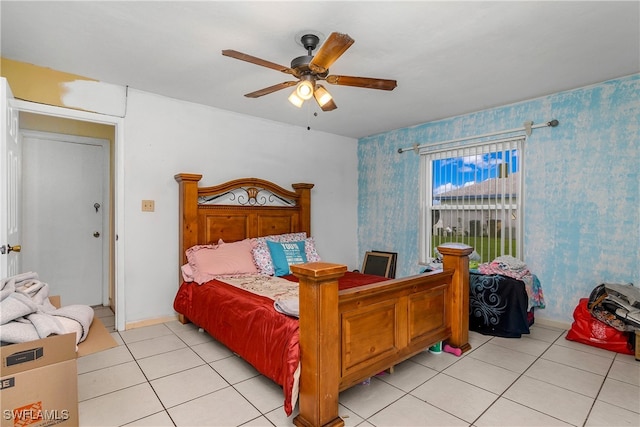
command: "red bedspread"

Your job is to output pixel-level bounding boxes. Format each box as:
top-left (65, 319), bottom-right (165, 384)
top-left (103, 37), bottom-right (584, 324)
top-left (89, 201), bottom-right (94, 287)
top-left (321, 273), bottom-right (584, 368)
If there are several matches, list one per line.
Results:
top-left (172, 271), bottom-right (387, 415)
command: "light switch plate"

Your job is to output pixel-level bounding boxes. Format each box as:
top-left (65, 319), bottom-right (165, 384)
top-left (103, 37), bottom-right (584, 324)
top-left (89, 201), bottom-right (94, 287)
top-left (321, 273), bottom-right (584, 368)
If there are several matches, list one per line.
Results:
top-left (141, 200), bottom-right (155, 212)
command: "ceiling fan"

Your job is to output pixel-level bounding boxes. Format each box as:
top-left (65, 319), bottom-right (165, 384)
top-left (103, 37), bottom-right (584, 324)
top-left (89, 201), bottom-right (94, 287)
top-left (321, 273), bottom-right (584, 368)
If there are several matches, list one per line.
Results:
top-left (222, 32), bottom-right (397, 111)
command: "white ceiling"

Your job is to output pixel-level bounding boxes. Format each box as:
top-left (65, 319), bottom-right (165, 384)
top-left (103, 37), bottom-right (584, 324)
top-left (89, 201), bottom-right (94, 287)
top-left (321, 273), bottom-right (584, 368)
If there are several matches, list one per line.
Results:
top-left (2, 1), bottom-right (638, 139)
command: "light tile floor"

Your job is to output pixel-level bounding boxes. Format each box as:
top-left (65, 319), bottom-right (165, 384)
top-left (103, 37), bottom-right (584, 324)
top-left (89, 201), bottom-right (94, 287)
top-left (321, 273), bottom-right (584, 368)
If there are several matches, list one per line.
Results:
top-left (85, 307), bottom-right (640, 426)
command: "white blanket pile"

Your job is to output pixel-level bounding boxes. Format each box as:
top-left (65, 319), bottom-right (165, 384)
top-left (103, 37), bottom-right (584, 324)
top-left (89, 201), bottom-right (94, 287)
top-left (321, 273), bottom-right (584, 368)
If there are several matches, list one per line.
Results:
top-left (0, 272), bottom-right (94, 346)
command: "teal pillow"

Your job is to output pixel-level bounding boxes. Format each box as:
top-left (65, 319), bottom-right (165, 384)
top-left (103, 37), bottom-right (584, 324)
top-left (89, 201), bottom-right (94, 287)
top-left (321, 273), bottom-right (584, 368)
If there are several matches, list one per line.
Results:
top-left (266, 240), bottom-right (308, 276)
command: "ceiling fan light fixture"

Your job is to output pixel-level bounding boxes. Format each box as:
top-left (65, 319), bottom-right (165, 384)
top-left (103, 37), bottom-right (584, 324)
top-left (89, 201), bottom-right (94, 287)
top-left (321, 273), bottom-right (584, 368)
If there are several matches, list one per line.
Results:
top-left (296, 79), bottom-right (314, 100)
top-left (314, 84), bottom-right (333, 107)
top-left (224, 32), bottom-right (395, 112)
top-left (288, 91), bottom-right (304, 108)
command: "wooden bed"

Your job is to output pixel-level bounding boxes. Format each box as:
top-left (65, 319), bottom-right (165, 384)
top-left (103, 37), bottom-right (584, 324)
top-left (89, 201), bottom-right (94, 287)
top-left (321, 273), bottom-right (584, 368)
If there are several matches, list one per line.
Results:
top-left (175, 174), bottom-right (473, 427)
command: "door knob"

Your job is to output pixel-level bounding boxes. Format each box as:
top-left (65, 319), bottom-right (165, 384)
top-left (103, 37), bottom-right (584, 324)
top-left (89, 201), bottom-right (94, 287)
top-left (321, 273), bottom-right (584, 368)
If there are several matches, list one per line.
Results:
top-left (93, 232), bottom-right (100, 238)
top-left (0, 244), bottom-right (21, 254)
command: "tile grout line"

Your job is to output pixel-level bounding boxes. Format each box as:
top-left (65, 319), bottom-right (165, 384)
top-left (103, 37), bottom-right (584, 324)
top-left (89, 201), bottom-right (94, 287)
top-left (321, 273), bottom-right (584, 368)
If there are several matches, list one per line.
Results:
top-left (470, 332), bottom-right (579, 426)
top-left (119, 328), bottom-right (177, 427)
top-left (169, 325), bottom-right (272, 424)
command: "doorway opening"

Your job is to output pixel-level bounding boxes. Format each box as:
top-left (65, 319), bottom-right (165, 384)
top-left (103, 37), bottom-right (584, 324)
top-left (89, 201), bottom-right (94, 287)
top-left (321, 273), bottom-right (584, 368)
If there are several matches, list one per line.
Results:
top-left (22, 128), bottom-right (110, 308)
top-left (13, 100), bottom-right (125, 330)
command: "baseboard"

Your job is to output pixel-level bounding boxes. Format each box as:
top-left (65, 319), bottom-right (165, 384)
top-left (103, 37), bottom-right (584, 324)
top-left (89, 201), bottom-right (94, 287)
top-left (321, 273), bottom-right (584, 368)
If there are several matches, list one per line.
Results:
top-left (125, 314), bottom-right (178, 330)
top-left (534, 317), bottom-right (571, 331)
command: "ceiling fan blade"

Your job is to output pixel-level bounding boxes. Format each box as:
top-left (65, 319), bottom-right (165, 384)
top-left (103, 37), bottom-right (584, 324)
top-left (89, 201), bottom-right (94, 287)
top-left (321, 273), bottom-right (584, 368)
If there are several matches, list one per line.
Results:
top-left (325, 75), bottom-right (397, 91)
top-left (222, 49), bottom-right (294, 74)
top-left (244, 81), bottom-right (297, 98)
top-left (309, 32), bottom-right (354, 74)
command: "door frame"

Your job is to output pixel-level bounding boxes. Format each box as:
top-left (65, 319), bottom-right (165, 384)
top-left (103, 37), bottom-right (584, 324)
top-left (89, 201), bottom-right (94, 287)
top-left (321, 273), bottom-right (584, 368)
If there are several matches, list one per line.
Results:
top-left (12, 99), bottom-right (126, 331)
top-left (1, 80), bottom-right (20, 279)
top-left (21, 130), bottom-right (110, 306)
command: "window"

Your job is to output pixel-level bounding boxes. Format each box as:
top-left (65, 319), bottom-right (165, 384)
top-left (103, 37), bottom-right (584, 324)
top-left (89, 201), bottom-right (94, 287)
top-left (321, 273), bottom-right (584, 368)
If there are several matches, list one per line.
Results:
top-left (419, 136), bottom-right (524, 264)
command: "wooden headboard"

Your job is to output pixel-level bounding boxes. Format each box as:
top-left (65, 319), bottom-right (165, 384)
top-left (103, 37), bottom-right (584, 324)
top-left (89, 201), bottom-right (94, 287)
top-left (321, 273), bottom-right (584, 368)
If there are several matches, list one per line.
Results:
top-left (174, 174), bottom-right (314, 268)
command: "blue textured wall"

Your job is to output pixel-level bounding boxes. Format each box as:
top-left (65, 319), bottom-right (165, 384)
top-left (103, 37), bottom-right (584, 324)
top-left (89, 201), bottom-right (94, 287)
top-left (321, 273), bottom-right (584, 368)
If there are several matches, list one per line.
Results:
top-left (358, 74), bottom-right (639, 325)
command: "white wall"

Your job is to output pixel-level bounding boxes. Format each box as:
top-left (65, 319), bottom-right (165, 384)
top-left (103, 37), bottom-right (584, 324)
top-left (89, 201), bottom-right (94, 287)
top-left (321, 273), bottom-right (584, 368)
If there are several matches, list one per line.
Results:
top-left (122, 89), bottom-right (358, 324)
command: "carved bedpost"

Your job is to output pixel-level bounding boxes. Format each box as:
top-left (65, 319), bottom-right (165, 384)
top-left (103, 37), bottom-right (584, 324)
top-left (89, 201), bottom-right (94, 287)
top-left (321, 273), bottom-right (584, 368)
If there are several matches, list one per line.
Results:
top-left (292, 183), bottom-right (314, 236)
top-left (174, 173), bottom-right (202, 324)
top-left (175, 173), bottom-right (202, 266)
top-left (291, 262), bottom-right (347, 427)
top-left (438, 243), bottom-right (473, 353)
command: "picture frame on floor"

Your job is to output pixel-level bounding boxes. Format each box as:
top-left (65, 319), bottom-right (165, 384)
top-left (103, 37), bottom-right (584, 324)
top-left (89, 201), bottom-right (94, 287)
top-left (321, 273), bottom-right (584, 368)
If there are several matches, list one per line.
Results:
top-left (362, 251), bottom-right (397, 278)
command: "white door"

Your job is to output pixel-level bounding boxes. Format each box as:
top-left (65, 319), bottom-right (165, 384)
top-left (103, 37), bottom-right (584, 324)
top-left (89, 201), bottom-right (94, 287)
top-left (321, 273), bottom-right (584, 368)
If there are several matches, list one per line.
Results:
top-left (0, 78), bottom-right (21, 279)
top-left (21, 131), bottom-right (108, 306)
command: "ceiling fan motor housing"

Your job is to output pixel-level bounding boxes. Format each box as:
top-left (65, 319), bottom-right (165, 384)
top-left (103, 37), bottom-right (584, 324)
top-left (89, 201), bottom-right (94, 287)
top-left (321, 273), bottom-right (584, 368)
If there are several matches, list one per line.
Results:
top-left (291, 55), bottom-right (314, 71)
top-left (291, 34), bottom-right (325, 78)
top-left (291, 55), bottom-right (313, 77)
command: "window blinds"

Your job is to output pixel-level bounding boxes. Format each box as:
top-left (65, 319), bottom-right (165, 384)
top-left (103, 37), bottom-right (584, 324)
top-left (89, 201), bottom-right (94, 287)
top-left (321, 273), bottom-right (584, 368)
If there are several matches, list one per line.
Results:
top-left (419, 136), bottom-right (524, 264)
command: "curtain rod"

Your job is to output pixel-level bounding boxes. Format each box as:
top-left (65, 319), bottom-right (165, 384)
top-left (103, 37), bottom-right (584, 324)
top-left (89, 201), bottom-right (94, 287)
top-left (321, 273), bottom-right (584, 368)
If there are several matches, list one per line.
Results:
top-left (397, 119), bottom-right (559, 154)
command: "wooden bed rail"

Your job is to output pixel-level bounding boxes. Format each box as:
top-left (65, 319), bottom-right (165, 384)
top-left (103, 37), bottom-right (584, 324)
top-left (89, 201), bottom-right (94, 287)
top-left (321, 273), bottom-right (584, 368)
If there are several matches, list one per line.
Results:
top-left (291, 243), bottom-right (473, 427)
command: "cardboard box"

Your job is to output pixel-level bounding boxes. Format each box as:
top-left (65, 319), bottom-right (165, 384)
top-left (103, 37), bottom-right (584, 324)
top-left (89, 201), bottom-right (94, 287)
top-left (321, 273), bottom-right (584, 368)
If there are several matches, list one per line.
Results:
top-left (1, 297), bottom-right (118, 426)
top-left (1, 333), bottom-right (78, 426)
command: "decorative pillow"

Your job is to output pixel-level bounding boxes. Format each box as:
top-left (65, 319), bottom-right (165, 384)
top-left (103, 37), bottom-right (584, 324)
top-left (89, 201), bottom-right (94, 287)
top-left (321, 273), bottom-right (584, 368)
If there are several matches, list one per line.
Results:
top-left (186, 239), bottom-right (258, 284)
top-left (266, 240), bottom-right (308, 276)
top-left (252, 232), bottom-right (307, 275)
top-left (181, 264), bottom-right (195, 282)
top-left (304, 237), bottom-right (321, 262)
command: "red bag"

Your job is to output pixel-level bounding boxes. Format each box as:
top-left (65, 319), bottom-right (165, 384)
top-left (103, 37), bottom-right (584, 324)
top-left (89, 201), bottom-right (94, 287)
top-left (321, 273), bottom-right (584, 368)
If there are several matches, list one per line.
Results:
top-left (565, 298), bottom-right (634, 354)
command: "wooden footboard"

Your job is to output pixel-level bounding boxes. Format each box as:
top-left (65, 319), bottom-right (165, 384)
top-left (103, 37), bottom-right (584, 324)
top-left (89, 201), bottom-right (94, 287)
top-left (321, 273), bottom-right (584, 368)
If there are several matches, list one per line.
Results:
top-left (291, 243), bottom-right (472, 427)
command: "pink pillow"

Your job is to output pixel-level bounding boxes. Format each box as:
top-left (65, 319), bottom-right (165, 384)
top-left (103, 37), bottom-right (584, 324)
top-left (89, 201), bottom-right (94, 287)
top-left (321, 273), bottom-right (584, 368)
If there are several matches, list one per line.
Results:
top-left (181, 264), bottom-right (195, 282)
top-left (186, 239), bottom-right (258, 284)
